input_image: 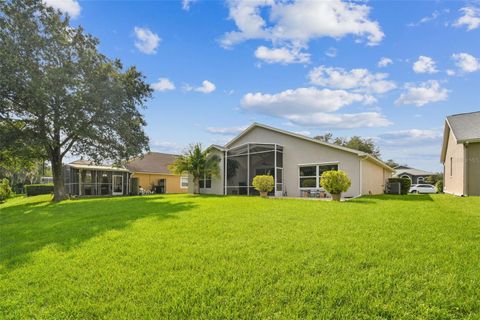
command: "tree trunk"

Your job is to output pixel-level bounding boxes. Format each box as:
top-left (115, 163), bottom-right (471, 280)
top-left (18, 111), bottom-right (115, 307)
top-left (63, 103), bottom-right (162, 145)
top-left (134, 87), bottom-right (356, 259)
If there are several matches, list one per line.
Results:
top-left (193, 176), bottom-right (200, 194)
top-left (51, 150), bottom-right (66, 202)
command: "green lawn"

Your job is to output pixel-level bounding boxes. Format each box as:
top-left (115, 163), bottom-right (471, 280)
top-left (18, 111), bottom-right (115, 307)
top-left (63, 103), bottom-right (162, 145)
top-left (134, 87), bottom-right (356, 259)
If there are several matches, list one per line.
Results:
top-left (1, 194), bottom-right (480, 319)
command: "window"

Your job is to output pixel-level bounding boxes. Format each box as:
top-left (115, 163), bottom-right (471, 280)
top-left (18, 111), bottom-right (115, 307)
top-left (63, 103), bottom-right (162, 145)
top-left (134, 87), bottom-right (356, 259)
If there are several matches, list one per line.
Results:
top-left (199, 174), bottom-right (211, 189)
top-left (180, 176), bottom-right (188, 189)
top-left (417, 177), bottom-right (424, 183)
top-left (299, 163), bottom-right (338, 189)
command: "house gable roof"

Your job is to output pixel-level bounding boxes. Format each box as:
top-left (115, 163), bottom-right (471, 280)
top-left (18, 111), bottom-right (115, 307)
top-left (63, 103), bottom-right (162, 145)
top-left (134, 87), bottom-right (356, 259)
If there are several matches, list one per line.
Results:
top-left (125, 152), bottom-right (178, 174)
top-left (441, 111), bottom-right (480, 163)
top-left (224, 123), bottom-right (394, 172)
top-left (394, 168), bottom-right (434, 177)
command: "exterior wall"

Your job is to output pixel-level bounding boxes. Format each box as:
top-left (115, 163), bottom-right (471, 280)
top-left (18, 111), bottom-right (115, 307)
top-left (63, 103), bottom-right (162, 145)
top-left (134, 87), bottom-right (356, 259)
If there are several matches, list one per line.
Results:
top-left (361, 159), bottom-right (391, 195)
top-left (131, 173), bottom-right (188, 193)
top-left (467, 142), bottom-right (480, 196)
top-left (443, 129), bottom-right (465, 196)
top-left (199, 149), bottom-right (225, 195)
top-left (226, 126), bottom-right (362, 198)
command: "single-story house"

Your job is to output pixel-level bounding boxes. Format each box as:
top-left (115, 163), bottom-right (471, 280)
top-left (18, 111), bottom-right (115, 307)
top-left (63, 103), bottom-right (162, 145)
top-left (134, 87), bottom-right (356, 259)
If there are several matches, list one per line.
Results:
top-left (441, 111), bottom-right (480, 196)
top-left (64, 160), bottom-right (131, 196)
top-left (393, 165), bottom-right (434, 184)
top-left (189, 123), bottom-right (394, 198)
top-left (125, 152), bottom-right (188, 194)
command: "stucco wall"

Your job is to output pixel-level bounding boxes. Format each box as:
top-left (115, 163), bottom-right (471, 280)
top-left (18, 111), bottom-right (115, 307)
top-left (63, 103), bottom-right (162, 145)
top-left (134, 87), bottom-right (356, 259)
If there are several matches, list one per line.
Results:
top-left (443, 129), bottom-right (465, 196)
top-left (131, 173), bottom-right (188, 193)
top-left (467, 142), bottom-right (480, 196)
top-left (226, 126), bottom-right (362, 198)
top-left (199, 149), bottom-right (225, 195)
top-left (362, 159), bottom-right (390, 195)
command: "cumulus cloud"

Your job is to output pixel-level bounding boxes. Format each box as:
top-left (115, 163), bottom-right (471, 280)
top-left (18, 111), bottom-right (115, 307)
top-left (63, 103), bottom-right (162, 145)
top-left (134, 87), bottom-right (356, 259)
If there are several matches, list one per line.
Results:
top-left (286, 112), bottom-right (392, 129)
top-left (454, 6), bottom-right (480, 31)
top-left (134, 27), bottom-right (161, 54)
top-left (255, 46), bottom-right (310, 64)
top-left (43, 0), bottom-right (81, 18)
top-left (151, 78), bottom-right (175, 92)
top-left (452, 53), bottom-right (480, 73)
top-left (184, 80), bottom-right (216, 93)
top-left (308, 66), bottom-right (396, 94)
top-left (378, 57), bottom-right (393, 68)
top-left (206, 126), bottom-right (248, 135)
top-left (395, 80), bottom-right (448, 107)
top-left (379, 129), bottom-right (442, 145)
top-left (413, 56), bottom-right (438, 74)
top-left (221, 0), bottom-right (384, 63)
top-left (150, 141), bottom-right (183, 154)
top-left (182, 0), bottom-right (197, 11)
top-left (239, 87), bottom-right (390, 129)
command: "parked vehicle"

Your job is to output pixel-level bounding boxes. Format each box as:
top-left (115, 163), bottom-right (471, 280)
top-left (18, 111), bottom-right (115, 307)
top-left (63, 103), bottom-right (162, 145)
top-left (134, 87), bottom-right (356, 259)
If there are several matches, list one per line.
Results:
top-left (409, 184), bottom-right (437, 194)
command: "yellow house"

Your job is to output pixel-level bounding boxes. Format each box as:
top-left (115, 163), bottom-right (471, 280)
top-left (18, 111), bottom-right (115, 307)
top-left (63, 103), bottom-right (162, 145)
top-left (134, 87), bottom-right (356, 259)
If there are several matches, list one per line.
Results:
top-left (125, 152), bottom-right (188, 194)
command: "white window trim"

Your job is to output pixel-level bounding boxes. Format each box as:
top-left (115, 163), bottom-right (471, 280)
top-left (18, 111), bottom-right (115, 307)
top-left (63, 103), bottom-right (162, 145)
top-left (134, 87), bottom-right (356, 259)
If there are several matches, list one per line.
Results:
top-left (199, 173), bottom-right (212, 189)
top-left (298, 163), bottom-right (339, 190)
top-left (180, 176), bottom-right (188, 189)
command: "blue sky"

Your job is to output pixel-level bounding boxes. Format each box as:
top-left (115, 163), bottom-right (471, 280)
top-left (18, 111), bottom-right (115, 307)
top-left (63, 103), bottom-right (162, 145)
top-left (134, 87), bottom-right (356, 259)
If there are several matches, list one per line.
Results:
top-left (47, 0), bottom-right (480, 171)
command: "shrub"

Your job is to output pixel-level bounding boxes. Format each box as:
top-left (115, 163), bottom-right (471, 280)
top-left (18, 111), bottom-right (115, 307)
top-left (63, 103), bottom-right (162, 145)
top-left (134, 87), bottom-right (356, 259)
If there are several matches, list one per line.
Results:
top-left (436, 180), bottom-right (443, 193)
top-left (320, 170), bottom-right (351, 196)
top-left (0, 178), bottom-right (13, 202)
top-left (25, 184), bottom-right (54, 197)
top-left (252, 175), bottom-right (274, 194)
top-left (387, 178), bottom-right (411, 195)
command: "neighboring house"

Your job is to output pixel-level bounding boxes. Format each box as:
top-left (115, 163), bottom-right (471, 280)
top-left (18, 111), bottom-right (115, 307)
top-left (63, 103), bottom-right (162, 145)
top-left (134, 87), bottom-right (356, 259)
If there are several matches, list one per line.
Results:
top-left (440, 111), bottom-right (480, 196)
top-left (125, 152), bottom-right (188, 194)
top-left (393, 165), bottom-right (434, 184)
top-left (189, 123), bottom-right (394, 199)
top-left (64, 160), bottom-right (131, 196)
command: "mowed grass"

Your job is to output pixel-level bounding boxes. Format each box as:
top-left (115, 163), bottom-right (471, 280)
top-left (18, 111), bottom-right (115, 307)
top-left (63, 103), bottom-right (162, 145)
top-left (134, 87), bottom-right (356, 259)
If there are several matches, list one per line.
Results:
top-left (1, 194), bottom-right (480, 319)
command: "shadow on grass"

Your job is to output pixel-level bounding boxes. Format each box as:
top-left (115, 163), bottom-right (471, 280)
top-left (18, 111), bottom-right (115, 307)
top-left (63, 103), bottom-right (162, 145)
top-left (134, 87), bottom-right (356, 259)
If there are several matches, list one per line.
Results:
top-left (0, 195), bottom-right (197, 271)
top-left (349, 194), bottom-right (434, 204)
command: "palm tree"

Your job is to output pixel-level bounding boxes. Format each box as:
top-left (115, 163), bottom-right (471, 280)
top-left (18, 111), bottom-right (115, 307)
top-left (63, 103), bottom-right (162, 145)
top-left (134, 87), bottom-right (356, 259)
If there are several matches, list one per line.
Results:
top-left (169, 143), bottom-right (220, 194)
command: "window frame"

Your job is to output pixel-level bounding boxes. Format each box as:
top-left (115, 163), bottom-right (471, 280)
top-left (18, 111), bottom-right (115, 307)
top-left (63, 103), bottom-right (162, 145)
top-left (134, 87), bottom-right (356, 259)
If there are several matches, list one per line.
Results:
top-left (298, 162), bottom-right (339, 190)
top-left (180, 176), bottom-right (188, 189)
top-left (199, 173), bottom-right (212, 189)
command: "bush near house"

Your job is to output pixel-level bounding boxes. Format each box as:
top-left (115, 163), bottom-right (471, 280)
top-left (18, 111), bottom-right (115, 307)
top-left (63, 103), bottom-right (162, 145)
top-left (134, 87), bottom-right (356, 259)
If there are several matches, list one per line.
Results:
top-left (25, 184), bottom-right (54, 197)
top-left (320, 170), bottom-right (351, 200)
top-left (0, 178), bottom-right (13, 202)
top-left (388, 178), bottom-right (411, 195)
top-left (252, 175), bottom-right (274, 197)
top-left (436, 180), bottom-right (444, 193)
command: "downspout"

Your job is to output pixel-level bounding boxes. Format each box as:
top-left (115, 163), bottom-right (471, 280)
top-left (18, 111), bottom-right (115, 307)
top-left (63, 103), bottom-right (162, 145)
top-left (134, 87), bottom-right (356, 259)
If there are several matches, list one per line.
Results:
top-left (464, 142), bottom-right (469, 196)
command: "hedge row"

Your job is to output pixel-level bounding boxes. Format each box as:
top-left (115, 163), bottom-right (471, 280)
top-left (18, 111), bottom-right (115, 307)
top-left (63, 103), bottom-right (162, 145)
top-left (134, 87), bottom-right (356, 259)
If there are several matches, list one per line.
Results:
top-left (387, 178), bottom-right (411, 195)
top-left (25, 184), bottom-right (54, 196)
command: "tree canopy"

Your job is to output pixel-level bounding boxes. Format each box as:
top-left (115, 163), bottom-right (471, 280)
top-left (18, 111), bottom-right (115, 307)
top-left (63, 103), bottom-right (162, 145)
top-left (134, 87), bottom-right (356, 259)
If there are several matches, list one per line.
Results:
top-left (314, 133), bottom-right (381, 158)
top-left (0, 0), bottom-right (152, 200)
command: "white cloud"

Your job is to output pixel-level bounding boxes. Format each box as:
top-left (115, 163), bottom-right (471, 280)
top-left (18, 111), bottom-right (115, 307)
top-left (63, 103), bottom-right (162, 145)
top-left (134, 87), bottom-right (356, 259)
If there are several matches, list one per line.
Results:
top-left (407, 10), bottom-right (441, 27)
top-left (325, 47), bottom-right (337, 58)
top-left (206, 126), bottom-right (248, 135)
top-left (241, 87), bottom-right (373, 116)
top-left (184, 80), bottom-right (216, 93)
top-left (293, 130), bottom-right (312, 136)
top-left (452, 53), bottom-right (480, 73)
top-left (134, 27), bottom-right (161, 55)
top-left (221, 0), bottom-right (384, 61)
top-left (151, 78), bottom-right (175, 92)
top-left (286, 112), bottom-right (392, 129)
top-left (412, 56), bottom-right (438, 74)
top-left (454, 6), bottom-right (480, 31)
top-left (43, 0), bottom-right (81, 18)
top-left (182, 0), bottom-right (197, 11)
top-left (395, 80), bottom-right (448, 107)
top-left (150, 141), bottom-right (182, 154)
top-left (308, 66), bottom-right (396, 94)
top-left (378, 57), bottom-right (393, 67)
top-left (379, 129), bottom-right (442, 145)
top-left (446, 69), bottom-right (456, 76)
top-left (255, 46), bottom-right (310, 64)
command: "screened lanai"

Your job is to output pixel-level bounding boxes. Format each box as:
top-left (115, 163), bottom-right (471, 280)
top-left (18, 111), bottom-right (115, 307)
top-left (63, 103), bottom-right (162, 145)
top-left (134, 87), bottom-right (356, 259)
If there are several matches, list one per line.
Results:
top-left (225, 143), bottom-right (283, 196)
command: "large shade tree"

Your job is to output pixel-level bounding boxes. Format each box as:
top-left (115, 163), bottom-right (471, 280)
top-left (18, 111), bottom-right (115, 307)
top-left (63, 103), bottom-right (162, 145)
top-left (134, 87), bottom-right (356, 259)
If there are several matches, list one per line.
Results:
top-left (0, 0), bottom-right (152, 201)
top-left (169, 144), bottom-right (220, 194)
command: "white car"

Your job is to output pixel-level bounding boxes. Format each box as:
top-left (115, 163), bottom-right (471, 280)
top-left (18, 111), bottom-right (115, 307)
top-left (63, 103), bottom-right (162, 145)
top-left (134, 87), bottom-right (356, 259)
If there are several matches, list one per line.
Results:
top-left (409, 184), bottom-right (436, 194)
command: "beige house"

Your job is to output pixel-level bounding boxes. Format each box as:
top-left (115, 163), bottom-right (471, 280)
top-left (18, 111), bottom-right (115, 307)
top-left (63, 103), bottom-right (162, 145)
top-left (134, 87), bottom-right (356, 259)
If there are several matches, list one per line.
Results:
top-left (125, 152), bottom-right (188, 194)
top-left (190, 123), bottom-right (394, 198)
top-left (441, 111), bottom-right (480, 196)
